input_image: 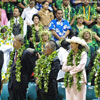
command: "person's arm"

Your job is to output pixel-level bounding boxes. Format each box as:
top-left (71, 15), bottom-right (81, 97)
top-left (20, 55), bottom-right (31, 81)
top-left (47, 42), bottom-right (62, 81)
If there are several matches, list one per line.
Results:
top-left (49, 20), bottom-right (62, 40)
top-left (94, 34), bottom-right (100, 42)
top-left (21, 9), bottom-right (26, 20)
top-left (62, 57), bottom-right (73, 72)
top-left (50, 12), bottom-right (54, 20)
top-left (84, 19), bottom-right (95, 25)
top-left (49, 57), bottom-right (60, 80)
top-left (70, 51), bottom-right (87, 75)
top-left (23, 20), bottom-right (27, 37)
top-left (18, 3), bottom-right (26, 9)
top-left (9, 0), bottom-right (17, 2)
top-left (73, 0), bottom-right (82, 4)
top-left (3, 10), bottom-right (8, 25)
top-left (51, 30), bottom-right (61, 40)
top-left (2, 0), bottom-right (9, 2)
top-left (70, 17), bottom-right (75, 26)
top-left (63, 30), bottom-right (70, 39)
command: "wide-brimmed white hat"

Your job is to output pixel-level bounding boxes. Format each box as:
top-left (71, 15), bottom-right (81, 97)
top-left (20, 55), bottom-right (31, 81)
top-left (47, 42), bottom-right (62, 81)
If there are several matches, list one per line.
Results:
top-left (66, 36), bottom-right (89, 51)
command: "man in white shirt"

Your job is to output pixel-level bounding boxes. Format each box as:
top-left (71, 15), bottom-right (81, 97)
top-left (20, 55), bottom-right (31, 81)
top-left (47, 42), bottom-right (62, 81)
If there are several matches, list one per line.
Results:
top-left (21, 0), bottom-right (38, 25)
top-left (7, 7), bottom-right (27, 37)
top-left (57, 39), bottom-right (70, 81)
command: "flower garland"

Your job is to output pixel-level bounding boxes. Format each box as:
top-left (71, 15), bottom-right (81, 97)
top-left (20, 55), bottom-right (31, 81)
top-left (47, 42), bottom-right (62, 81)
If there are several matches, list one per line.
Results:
top-left (0, 26), bottom-right (13, 46)
top-left (10, 17), bottom-right (24, 35)
top-left (34, 51), bottom-right (58, 92)
top-left (64, 49), bottom-right (84, 91)
top-left (7, 45), bottom-right (26, 82)
top-left (62, 4), bottom-right (71, 22)
top-left (89, 53), bottom-right (100, 97)
top-left (31, 24), bottom-right (43, 49)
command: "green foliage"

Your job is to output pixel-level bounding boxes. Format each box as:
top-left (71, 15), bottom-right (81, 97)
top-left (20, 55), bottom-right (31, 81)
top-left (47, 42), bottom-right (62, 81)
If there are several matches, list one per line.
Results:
top-left (7, 45), bottom-right (26, 82)
top-left (10, 17), bottom-right (24, 35)
top-left (34, 51), bottom-right (58, 92)
top-left (89, 53), bottom-right (100, 97)
top-left (64, 49), bottom-right (84, 91)
top-left (31, 24), bottom-right (43, 49)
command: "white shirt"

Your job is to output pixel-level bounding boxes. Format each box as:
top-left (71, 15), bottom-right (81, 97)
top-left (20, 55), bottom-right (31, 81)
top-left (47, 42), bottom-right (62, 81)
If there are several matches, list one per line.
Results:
top-left (57, 47), bottom-right (69, 80)
top-left (21, 7), bottom-right (38, 25)
top-left (0, 44), bottom-right (13, 75)
top-left (7, 17), bottom-right (27, 37)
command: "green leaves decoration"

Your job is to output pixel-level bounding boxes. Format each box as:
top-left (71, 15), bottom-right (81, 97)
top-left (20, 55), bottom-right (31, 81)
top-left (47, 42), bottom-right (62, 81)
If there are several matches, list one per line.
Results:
top-left (89, 53), bottom-right (100, 97)
top-left (7, 45), bottom-right (26, 82)
top-left (10, 17), bottom-right (24, 35)
top-left (34, 51), bottom-right (58, 92)
top-left (64, 49), bottom-right (84, 91)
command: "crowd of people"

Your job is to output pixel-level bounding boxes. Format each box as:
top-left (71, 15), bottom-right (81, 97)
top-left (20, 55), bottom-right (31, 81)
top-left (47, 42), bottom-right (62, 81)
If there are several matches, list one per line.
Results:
top-left (0, 0), bottom-right (100, 100)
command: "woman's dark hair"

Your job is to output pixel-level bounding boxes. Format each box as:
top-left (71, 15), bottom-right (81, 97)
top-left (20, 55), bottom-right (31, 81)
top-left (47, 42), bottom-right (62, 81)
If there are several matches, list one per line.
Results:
top-left (42, 1), bottom-right (49, 5)
top-left (69, 30), bottom-right (78, 38)
top-left (32, 14), bottom-right (41, 21)
top-left (78, 44), bottom-right (85, 50)
top-left (61, 39), bottom-right (70, 50)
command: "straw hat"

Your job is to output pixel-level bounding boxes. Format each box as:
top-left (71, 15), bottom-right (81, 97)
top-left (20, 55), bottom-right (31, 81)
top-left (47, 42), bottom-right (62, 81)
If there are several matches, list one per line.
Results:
top-left (66, 36), bottom-right (89, 51)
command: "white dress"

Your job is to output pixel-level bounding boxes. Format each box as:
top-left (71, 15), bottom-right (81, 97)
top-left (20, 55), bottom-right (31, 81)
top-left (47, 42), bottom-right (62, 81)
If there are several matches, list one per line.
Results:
top-left (62, 51), bottom-right (87, 100)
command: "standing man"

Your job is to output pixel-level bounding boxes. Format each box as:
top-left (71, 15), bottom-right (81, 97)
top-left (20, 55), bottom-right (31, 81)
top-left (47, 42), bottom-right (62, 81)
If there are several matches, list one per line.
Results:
top-left (49, 9), bottom-right (71, 43)
top-left (7, 7), bottom-right (27, 37)
top-left (34, 40), bottom-right (60, 100)
top-left (21, 0), bottom-right (38, 25)
top-left (8, 34), bottom-right (38, 100)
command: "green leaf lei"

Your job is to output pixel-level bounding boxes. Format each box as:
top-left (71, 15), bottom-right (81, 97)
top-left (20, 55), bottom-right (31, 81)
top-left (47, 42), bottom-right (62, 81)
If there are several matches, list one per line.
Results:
top-left (7, 45), bottom-right (26, 82)
top-left (34, 51), bottom-right (58, 92)
top-left (10, 17), bottom-right (24, 35)
top-left (64, 49), bottom-right (84, 91)
top-left (89, 53), bottom-right (100, 97)
top-left (0, 26), bottom-right (12, 39)
top-left (31, 24), bottom-right (43, 48)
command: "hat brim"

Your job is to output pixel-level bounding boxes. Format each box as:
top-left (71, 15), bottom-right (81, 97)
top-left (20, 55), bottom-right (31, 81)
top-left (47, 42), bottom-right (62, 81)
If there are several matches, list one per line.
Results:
top-left (66, 38), bottom-right (89, 51)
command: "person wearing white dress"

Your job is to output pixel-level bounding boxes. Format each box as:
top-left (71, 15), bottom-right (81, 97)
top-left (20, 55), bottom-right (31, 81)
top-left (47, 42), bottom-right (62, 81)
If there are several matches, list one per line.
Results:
top-left (62, 36), bottom-right (89, 100)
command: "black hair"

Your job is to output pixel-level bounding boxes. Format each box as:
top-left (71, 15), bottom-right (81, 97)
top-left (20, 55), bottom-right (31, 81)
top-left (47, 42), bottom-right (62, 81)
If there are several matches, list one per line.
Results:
top-left (78, 44), bottom-right (85, 51)
top-left (61, 39), bottom-right (70, 50)
top-left (55, 9), bottom-right (62, 14)
top-left (68, 30), bottom-right (77, 38)
top-left (32, 14), bottom-right (41, 21)
top-left (14, 7), bottom-right (21, 13)
top-left (42, 0), bottom-right (49, 5)
top-left (1, 28), bottom-right (7, 33)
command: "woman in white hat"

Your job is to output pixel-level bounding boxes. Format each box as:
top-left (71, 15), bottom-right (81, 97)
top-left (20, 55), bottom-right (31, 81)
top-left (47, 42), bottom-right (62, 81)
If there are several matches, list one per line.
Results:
top-left (62, 36), bottom-right (89, 100)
